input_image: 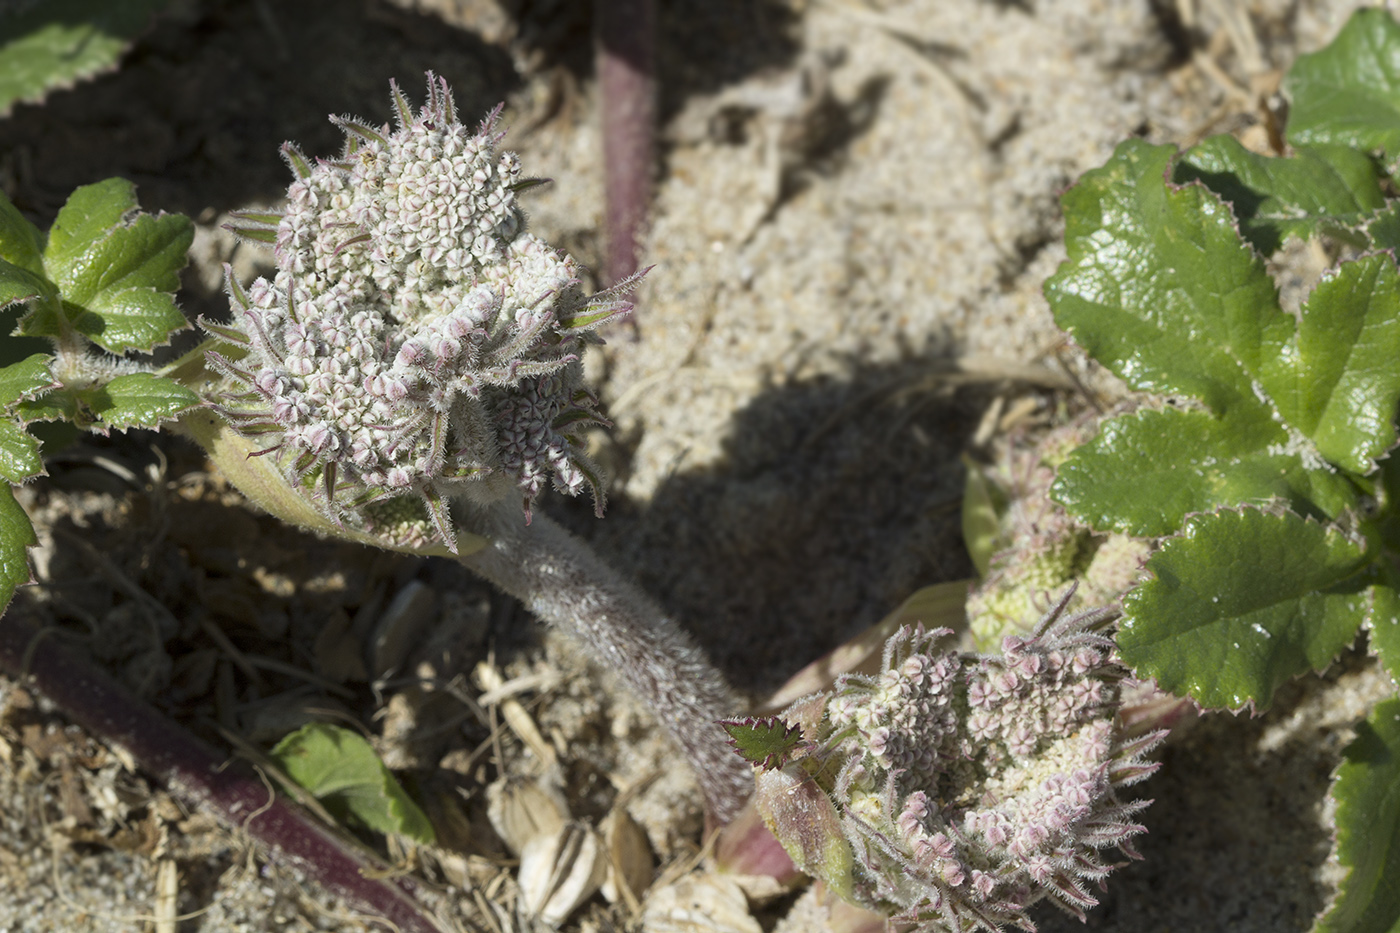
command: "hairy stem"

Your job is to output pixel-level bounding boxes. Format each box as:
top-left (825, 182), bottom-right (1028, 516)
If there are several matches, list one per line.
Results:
top-left (0, 612), bottom-right (447, 933)
top-left (458, 499), bottom-right (752, 824)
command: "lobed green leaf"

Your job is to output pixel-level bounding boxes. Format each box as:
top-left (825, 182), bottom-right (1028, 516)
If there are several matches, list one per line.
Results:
top-left (0, 191), bottom-right (44, 275)
top-left (0, 484), bottom-right (35, 617)
top-left (1119, 507), bottom-right (1370, 711)
top-left (1368, 585), bottom-right (1400, 694)
top-left (271, 723), bottom-right (435, 844)
top-left (0, 354), bottom-right (55, 409)
top-left (1258, 253), bottom-right (1400, 475)
top-left (1046, 139), bottom-right (1279, 416)
top-left (1052, 407), bottom-right (1358, 538)
top-left (0, 421), bottom-right (41, 485)
top-left (720, 717), bottom-right (806, 771)
top-left (1284, 8), bottom-right (1400, 169)
top-left (1367, 203), bottom-right (1400, 252)
top-left (42, 180), bottom-right (192, 353)
top-left (44, 178), bottom-right (139, 271)
top-left (1316, 697), bottom-right (1400, 933)
top-left (1174, 137), bottom-right (1385, 253)
top-left (14, 385), bottom-right (79, 425)
top-left (78, 373), bottom-right (199, 431)
top-left (0, 258), bottom-right (54, 314)
top-left (0, 0), bottom-right (175, 117)
top-left (1050, 137), bottom-right (1400, 541)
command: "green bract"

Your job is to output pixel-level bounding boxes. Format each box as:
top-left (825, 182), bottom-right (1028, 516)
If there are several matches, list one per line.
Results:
top-left (1042, 9), bottom-right (1400, 932)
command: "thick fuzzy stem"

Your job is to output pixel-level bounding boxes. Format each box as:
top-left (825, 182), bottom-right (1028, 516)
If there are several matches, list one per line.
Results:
top-left (189, 415), bottom-right (751, 822)
top-left (458, 499), bottom-right (752, 824)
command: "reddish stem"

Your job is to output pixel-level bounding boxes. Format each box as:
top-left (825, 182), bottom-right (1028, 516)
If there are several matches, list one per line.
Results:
top-left (596, 0), bottom-right (656, 298)
top-left (0, 614), bottom-right (446, 933)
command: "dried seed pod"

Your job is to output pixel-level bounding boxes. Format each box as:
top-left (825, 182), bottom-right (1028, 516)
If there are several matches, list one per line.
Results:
top-left (642, 874), bottom-right (763, 933)
top-left (516, 820), bottom-right (607, 927)
top-left (485, 775), bottom-right (569, 857)
top-left (369, 580), bottom-right (439, 678)
top-left (599, 806), bottom-right (654, 909)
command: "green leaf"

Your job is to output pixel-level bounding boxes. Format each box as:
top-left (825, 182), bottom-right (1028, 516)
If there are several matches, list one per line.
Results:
top-left (270, 723), bottom-right (435, 844)
top-left (1284, 8), bottom-right (1400, 169)
top-left (0, 484), bottom-right (35, 616)
top-left (1367, 585), bottom-right (1400, 692)
top-left (1052, 407), bottom-right (1359, 538)
top-left (1046, 139), bottom-right (1280, 416)
top-left (0, 354), bottom-right (54, 410)
top-left (0, 421), bottom-right (41, 485)
top-left (1118, 507), bottom-right (1370, 711)
top-left (77, 373), bottom-right (198, 431)
top-left (720, 717), bottom-right (806, 771)
top-left (0, 258), bottom-right (54, 313)
top-left (0, 0), bottom-right (174, 117)
top-left (15, 385), bottom-right (79, 425)
top-left (14, 374), bottom-right (196, 432)
top-left (44, 178), bottom-right (138, 270)
top-left (0, 191), bottom-right (44, 275)
top-left (1316, 697), bottom-right (1400, 933)
top-left (41, 179), bottom-right (192, 353)
top-left (1258, 254), bottom-right (1400, 475)
top-left (1049, 139), bottom-right (1400, 539)
top-left (1368, 203), bottom-right (1400, 252)
top-left (1174, 137), bottom-right (1385, 253)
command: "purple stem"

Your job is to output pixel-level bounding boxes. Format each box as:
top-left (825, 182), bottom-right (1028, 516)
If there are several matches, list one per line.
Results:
top-left (0, 614), bottom-right (446, 933)
top-left (596, 0), bottom-right (656, 297)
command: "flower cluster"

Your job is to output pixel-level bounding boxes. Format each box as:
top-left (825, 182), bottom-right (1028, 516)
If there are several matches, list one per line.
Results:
top-left (746, 593), bottom-right (1164, 932)
top-left (204, 75), bottom-right (635, 550)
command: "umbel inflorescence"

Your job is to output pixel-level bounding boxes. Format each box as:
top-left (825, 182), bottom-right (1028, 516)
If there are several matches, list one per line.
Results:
top-left (734, 592), bottom-right (1163, 931)
top-left (204, 75), bottom-right (635, 550)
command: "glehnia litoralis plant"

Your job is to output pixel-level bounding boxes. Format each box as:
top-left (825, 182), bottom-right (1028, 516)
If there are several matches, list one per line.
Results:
top-left (724, 591), bottom-right (1163, 932)
top-left (0, 74), bottom-right (748, 825)
top-left (189, 74), bottom-right (755, 823)
top-left (0, 69), bottom-right (1167, 932)
top-left (204, 77), bottom-right (621, 547)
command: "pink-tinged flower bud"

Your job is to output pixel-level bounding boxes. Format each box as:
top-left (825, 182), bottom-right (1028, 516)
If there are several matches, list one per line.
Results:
top-left (1007, 724), bottom-right (1037, 757)
top-left (302, 421), bottom-right (334, 455)
top-left (939, 860), bottom-right (965, 887)
top-left (430, 334), bottom-right (461, 361)
top-left (254, 370), bottom-right (288, 396)
top-left (1016, 652), bottom-right (1044, 676)
top-left (741, 597), bottom-right (1163, 931)
top-left (271, 399), bottom-right (301, 423)
top-left (967, 679), bottom-right (993, 709)
top-left (395, 339), bottom-right (425, 369)
top-left (204, 75), bottom-right (633, 549)
top-left (993, 669), bottom-right (1020, 698)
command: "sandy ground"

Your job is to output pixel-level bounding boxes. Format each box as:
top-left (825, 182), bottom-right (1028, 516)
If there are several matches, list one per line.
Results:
top-left (0, 0), bottom-right (1393, 930)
